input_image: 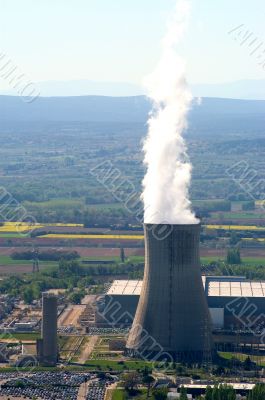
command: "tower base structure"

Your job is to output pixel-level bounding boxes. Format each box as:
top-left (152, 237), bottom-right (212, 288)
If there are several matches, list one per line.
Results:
top-left (126, 224), bottom-right (214, 363)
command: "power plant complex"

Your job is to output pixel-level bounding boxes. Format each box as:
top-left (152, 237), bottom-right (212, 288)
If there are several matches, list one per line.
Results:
top-left (97, 224), bottom-right (265, 360)
top-left (126, 223), bottom-right (213, 361)
top-left (29, 224), bottom-right (265, 367)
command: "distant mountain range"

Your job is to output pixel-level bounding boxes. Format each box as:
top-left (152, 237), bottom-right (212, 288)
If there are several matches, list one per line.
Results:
top-left (192, 80), bottom-right (265, 101)
top-left (0, 79), bottom-right (265, 100)
top-left (0, 80), bottom-right (145, 98)
top-left (0, 95), bottom-right (264, 137)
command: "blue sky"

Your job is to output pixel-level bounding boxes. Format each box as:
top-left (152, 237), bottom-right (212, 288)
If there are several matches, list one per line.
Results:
top-left (0, 0), bottom-right (264, 87)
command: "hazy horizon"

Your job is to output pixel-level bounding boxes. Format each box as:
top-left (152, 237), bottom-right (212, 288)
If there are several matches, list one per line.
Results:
top-left (0, 0), bottom-right (264, 94)
top-left (1, 78), bottom-right (265, 100)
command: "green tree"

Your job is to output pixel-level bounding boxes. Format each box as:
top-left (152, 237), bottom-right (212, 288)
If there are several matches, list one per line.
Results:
top-left (227, 247), bottom-right (241, 264)
top-left (179, 386), bottom-right (188, 400)
top-left (176, 364), bottom-right (185, 375)
top-left (243, 356), bottom-right (252, 371)
top-left (242, 201), bottom-right (255, 211)
top-left (123, 372), bottom-right (140, 393)
top-left (205, 386), bottom-right (213, 400)
top-left (229, 232), bottom-right (239, 246)
top-left (224, 385), bottom-right (236, 400)
top-left (152, 388), bottom-right (168, 400)
top-left (212, 385), bottom-right (219, 400)
top-left (142, 374), bottom-right (154, 398)
top-left (208, 385), bottom-right (236, 400)
top-left (248, 383), bottom-right (265, 400)
top-left (22, 287), bottom-right (34, 304)
top-left (120, 247), bottom-right (126, 262)
top-left (68, 289), bottom-right (85, 304)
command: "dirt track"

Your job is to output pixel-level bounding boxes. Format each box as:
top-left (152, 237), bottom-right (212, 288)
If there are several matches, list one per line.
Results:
top-left (58, 305), bottom-right (85, 327)
top-left (1, 246), bottom-right (264, 260)
top-left (200, 248), bottom-right (265, 258)
top-left (0, 263), bottom-right (47, 275)
top-left (0, 246), bottom-right (144, 257)
top-left (78, 335), bottom-right (98, 364)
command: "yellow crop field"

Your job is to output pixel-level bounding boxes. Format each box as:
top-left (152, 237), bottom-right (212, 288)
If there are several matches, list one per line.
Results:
top-left (0, 222), bottom-right (44, 233)
top-left (0, 221), bottom-right (83, 233)
top-left (206, 225), bottom-right (265, 231)
top-left (242, 238), bottom-right (265, 242)
top-left (40, 234), bottom-right (145, 240)
top-left (43, 223), bottom-right (83, 227)
top-left (2, 221), bottom-right (264, 235)
top-left (255, 200), bottom-right (265, 206)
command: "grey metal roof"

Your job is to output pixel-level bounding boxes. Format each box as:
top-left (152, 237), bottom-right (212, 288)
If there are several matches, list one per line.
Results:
top-left (208, 280), bottom-right (265, 297)
top-left (107, 277), bottom-right (265, 298)
top-left (107, 280), bottom-right (142, 295)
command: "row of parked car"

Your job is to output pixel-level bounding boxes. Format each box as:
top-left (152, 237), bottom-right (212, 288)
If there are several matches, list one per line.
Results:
top-left (86, 379), bottom-right (113, 400)
top-left (0, 371), bottom-right (94, 399)
top-left (0, 371), bottom-right (118, 400)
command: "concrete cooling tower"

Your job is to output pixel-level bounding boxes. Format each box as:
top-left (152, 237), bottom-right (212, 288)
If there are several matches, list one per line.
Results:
top-left (37, 293), bottom-right (58, 367)
top-left (126, 223), bottom-right (213, 362)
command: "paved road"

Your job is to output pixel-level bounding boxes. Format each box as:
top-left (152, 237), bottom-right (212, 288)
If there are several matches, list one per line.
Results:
top-left (105, 382), bottom-right (117, 400)
top-left (77, 381), bottom-right (89, 400)
top-left (58, 305), bottom-right (85, 327)
top-left (82, 295), bottom-right (97, 305)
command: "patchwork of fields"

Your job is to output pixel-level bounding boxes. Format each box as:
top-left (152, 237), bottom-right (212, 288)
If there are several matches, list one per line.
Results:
top-left (0, 219), bottom-right (263, 276)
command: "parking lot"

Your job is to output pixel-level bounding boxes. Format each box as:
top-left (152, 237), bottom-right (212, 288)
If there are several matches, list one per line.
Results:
top-left (0, 371), bottom-right (92, 400)
top-left (88, 327), bottom-right (129, 335)
top-left (0, 371), bottom-right (117, 400)
top-left (86, 379), bottom-right (113, 400)
top-left (0, 384), bottom-right (79, 399)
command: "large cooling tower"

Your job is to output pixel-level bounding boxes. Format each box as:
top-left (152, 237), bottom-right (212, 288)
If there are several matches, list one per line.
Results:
top-left (126, 224), bottom-right (213, 362)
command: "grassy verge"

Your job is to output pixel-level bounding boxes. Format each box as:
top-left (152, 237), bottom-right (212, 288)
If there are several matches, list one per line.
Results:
top-left (211, 212), bottom-right (264, 219)
top-left (0, 255), bottom-right (31, 264)
top-left (112, 389), bottom-right (126, 400)
top-left (0, 332), bottom-right (40, 341)
top-left (84, 360), bottom-right (154, 371)
top-left (112, 389), bottom-right (153, 400)
top-left (201, 256), bottom-right (265, 266)
top-left (0, 233), bottom-right (29, 238)
top-left (0, 255), bottom-right (58, 269)
top-left (219, 351), bottom-right (265, 366)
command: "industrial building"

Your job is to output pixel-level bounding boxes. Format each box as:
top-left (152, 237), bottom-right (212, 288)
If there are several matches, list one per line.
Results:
top-left (0, 295), bottom-right (15, 322)
top-left (37, 293), bottom-right (58, 367)
top-left (125, 224), bottom-right (213, 361)
top-left (101, 275), bottom-right (265, 332)
top-left (97, 224), bottom-right (265, 360)
top-left (169, 383), bottom-right (255, 398)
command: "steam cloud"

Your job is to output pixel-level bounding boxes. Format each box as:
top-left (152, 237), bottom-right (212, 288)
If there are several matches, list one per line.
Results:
top-left (142, 0), bottom-right (198, 225)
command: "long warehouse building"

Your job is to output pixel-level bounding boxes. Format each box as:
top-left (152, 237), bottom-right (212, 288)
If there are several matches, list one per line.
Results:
top-left (96, 276), bottom-right (265, 333)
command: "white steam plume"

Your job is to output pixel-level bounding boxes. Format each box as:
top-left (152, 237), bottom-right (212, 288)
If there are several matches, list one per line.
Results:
top-left (142, 0), bottom-right (198, 225)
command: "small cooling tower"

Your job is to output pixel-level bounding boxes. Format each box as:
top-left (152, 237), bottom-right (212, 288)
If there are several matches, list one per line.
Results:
top-left (37, 293), bottom-right (58, 366)
top-left (126, 224), bottom-right (213, 361)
